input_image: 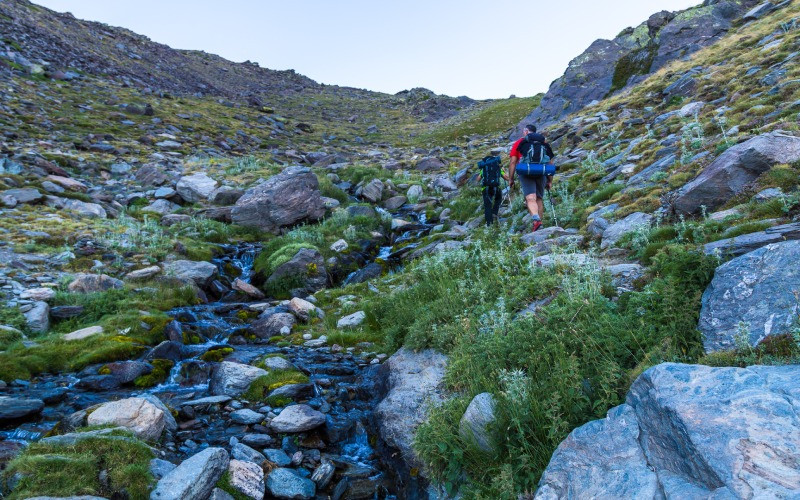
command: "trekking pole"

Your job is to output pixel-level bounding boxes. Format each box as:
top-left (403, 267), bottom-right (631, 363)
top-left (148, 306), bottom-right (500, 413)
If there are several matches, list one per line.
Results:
top-left (546, 188), bottom-right (560, 228)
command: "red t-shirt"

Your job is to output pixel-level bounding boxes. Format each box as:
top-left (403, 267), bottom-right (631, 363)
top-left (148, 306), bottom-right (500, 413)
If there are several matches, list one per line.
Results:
top-left (509, 138), bottom-right (525, 160)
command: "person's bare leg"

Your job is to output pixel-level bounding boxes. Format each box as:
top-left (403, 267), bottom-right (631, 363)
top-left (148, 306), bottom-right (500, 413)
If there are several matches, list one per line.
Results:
top-left (537, 198), bottom-right (545, 219)
top-left (525, 194), bottom-right (539, 217)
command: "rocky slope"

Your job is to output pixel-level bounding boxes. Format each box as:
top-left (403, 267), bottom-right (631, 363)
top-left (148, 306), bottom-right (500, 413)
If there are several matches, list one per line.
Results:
top-left (515, 0), bottom-right (767, 133)
top-left (0, 0), bottom-right (799, 498)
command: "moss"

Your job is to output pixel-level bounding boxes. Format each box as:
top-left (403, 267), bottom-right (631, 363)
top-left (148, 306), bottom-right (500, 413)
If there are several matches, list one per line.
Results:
top-left (215, 471), bottom-right (252, 500)
top-left (200, 347), bottom-right (234, 362)
top-left (3, 430), bottom-right (153, 499)
top-left (133, 359), bottom-right (173, 388)
top-left (254, 243), bottom-right (317, 277)
top-left (609, 42), bottom-right (658, 95)
top-left (242, 370), bottom-right (310, 402)
top-left (587, 184), bottom-right (623, 205)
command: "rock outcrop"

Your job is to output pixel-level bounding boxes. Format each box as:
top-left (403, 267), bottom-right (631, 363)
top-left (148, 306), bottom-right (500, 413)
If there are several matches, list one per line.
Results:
top-left (151, 447), bottom-right (229, 500)
top-left (699, 239), bottom-right (800, 352)
top-left (516, 0), bottom-right (759, 133)
top-left (535, 363), bottom-right (800, 499)
top-left (231, 166), bottom-right (325, 233)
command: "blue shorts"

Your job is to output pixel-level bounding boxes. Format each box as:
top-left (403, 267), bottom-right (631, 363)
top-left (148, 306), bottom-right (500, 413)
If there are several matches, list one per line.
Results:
top-left (518, 174), bottom-right (545, 198)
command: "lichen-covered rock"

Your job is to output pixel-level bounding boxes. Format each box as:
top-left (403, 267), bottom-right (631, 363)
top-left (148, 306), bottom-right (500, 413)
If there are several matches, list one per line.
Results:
top-left (459, 392), bottom-right (496, 452)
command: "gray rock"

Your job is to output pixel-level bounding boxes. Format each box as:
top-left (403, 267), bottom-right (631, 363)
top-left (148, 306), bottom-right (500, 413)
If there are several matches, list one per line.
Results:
top-left (0, 396), bottom-right (44, 421)
top-left (406, 185), bottom-right (423, 201)
top-left (703, 222), bottom-right (800, 258)
top-left (143, 199), bottom-right (180, 215)
top-left (360, 178), bottom-right (384, 203)
top-left (700, 239), bottom-right (800, 352)
top-left (154, 187), bottom-right (176, 199)
top-left (231, 166), bottom-right (325, 233)
top-left (600, 212), bottom-right (653, 249)
top-left (162, 260), bottom-right (218, 287)
top-left (227, 459), bottom-right (264, 499)
top-left (230, 409), bottom-right (264, 425)
top-left (432, 175), bottom-right (458, 192)
top-left (270, 404), bottom-right (326, 433)
top-left (24, 300), bottom-right (49, 333)
top-left (59, 199), bottom-right (107, 219)
top-left (415, 157), bottom-right (446, 171)
top-left (210, 361), bottom-right (267, 397)
top-left (150, 447), bottom-right (229, 500)
top-left (68, 273), bottom-right (123, 294)
top-left (210, 186), bottom-right (244, 205)
top-left (209, 488), bottom-right (235, 500)
top-left (124, 266), bottom-right (161, 281)
top-left (176, 172), bottom-right (218, 203)
top-left (375, 348), bottom-right (448, 473)
top-left (265, 248), bottom-right (327, 297)
top-left (160, 214), bottom-right (191, 227)
top-left (344, 262), bottom-right (383, 285)
top-left (337, 311), bottom-right (366, 329)
top-left (250, 313), bottom-right (295, 339)
top-left (459, 393), bottom-right (496, 452)
top-left (266, 468), bottom-right (316, 499)
top-left (231, 443), bottom-right (266, 464)
top-left (259, 356), bottom-right (296, 371)
top-left (87, 397), bottom-right (166, 441)
top-left (2, 188), bottom-right (44, 204)
top-left (606, 263), bottom-right (645, 292)
top-left (674, 132), bottom-right (800, 215)
top-left (537, 363), bottom-right (800, 499)
top-left (310, 461), bottom-right (335, 489)
top-left (268, 383), bottom-right (314, 401)
top-left (743, 2), bottom-right (775, 21)
top-left (264, 448), bottom-right (292, 467)
top-left (150, 458), bottom-right (177, 480)
top-left (382, 195), bottom-right (407, 210)
top-left (535, 404), bottom-right (657, 499)
top-left (138, 393), bottom-right (177, 433)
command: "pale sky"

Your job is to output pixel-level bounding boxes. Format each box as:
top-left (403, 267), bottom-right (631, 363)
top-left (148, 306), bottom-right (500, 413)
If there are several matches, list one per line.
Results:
top-left (33, 0), bottom-right (700, 99)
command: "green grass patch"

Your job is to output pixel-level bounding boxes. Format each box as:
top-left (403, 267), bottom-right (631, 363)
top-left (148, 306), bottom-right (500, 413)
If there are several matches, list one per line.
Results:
top-left (3, 430), bottom-right (153, 499)
top-left (587, 183), bottom-right (623, 205)
top-left (133, 359), bottom-right (174, 388)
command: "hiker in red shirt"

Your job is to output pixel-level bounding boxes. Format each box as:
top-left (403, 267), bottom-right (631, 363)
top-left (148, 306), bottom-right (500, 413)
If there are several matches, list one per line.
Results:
top-left (506, 124), bottom-right (556, 232)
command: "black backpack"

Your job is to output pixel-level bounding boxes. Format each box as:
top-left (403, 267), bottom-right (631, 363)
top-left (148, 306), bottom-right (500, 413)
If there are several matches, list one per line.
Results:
top-left (522, 134), bottom-right (551, 164)
top-left (477, 156), bottom-right (502, 187)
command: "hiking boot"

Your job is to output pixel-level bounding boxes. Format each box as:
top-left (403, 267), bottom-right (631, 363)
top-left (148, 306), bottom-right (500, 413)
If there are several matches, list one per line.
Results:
top-left (532, 220), bottom-right (543, 232)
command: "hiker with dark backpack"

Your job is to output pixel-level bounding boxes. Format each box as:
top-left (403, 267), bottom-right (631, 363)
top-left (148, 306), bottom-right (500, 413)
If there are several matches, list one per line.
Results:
top-left (506, 124), bottom-right (556, 232)
top-left (477, 155), bottom-right (504, 225)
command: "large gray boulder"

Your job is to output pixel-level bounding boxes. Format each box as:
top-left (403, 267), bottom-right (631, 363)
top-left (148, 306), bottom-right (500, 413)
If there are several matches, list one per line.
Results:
top-left (674, 132), bottom-right (800, 215)
top-left (699, 239), bottom-right (800, 352)
top-left (209, 361), bottom-right (267, 397)
top-left (265, 248), bottom-right (327, 297)
top-left (151, 447), bottom-right (229, 500)
top-left (231, 166), bottom-right (325, 233)
top-left (227, 459), bottom-right (264, 499)
top-left (536, 363), bottom-right (800, 499)
top-left (375, 348), bottom-right (448, 472)
top-left (176, 172), bottom-right (218, 203)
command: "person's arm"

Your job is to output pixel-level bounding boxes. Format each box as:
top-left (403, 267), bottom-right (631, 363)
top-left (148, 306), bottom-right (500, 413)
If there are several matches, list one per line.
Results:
top-left (508, 156), bottom-right (518, 185)
top-left (545, 143), bottom-right (556, 165)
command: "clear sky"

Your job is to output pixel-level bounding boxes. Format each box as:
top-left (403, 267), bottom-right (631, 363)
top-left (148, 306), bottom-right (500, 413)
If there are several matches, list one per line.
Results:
top-left (33, 0), bottom-right (700, 100)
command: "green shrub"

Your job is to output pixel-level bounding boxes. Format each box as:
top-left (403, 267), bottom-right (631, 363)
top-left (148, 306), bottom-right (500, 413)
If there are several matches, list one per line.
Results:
top-left (254, 242), bottom-right (317, 277)
top-left (200, 347), bottom-right (234, 362)
top-left (133, 359), bottom-right (174, 388)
